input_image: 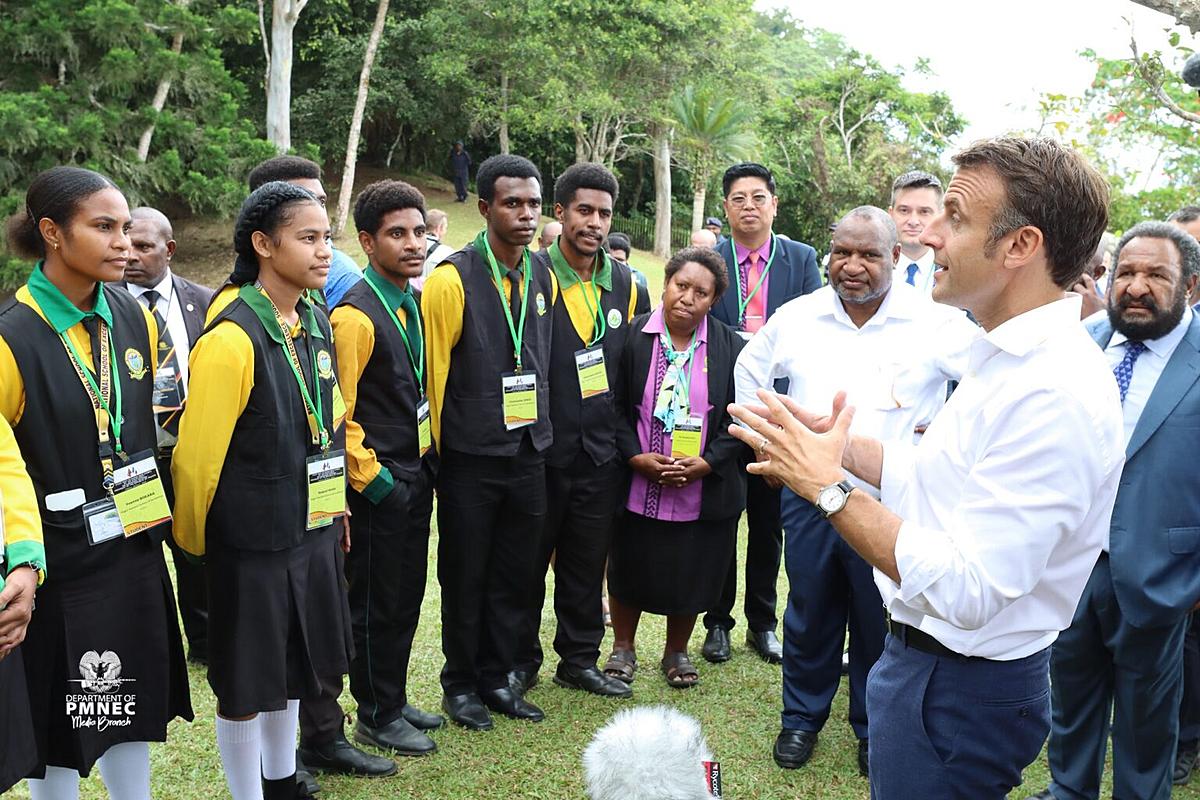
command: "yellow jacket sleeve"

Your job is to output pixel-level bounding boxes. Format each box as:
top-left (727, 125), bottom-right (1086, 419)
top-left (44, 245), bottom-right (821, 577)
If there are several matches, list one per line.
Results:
top-left (331, 304), bottom-right (394, 502)
top-left (0, 414), bottom-right (44, 587)
top-left (420, 265), bottom-right (464, 452)
top-left (204, 284), bottom-right (238, 327)
top-left (170, 321), bottom-right (254, 557)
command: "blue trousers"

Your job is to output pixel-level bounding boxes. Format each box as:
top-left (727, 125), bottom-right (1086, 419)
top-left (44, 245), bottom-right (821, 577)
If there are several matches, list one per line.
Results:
top-left (1047, 554), bottom-right (1187, 800)
top-left (781, 490), bottom-right (884, 738)
top-left (867, 635), bottom-right (1051, 799)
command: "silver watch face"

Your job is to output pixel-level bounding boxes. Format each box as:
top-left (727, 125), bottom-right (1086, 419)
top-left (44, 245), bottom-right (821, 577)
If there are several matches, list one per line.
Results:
top-left (818, 485), bottom-right (845, 513)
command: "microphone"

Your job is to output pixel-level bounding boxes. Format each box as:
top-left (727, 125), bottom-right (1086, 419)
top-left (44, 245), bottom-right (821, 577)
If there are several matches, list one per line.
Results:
top-left (1184, 53), bottom-right (1200, 89)
top-left (583, 706), bottom-right (721, 799)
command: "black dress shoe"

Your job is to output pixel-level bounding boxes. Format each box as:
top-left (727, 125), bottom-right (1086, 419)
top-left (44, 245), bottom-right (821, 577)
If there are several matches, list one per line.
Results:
top-left (702, 626), bottom-right (732, 664)
top-left (1175, 739), bottom-right (1199, 785)
top-left (480, 686), bottom-right (545, 722)
top-left (264, 774), bottom-right (313, 799)
top-left (1023, 790), bottom-right (1055, 800)
top-left (354, 717), bottom-right (436, 756)
top-left (297, 732), bottom-right (397, 777)
top-left (401, 703), bottom-right (445, 731)
top-left (857, 738), bottom-right (869, 778)
top-left (294, 758), bottom-right (320, 796)
top-left (507, 668), bottom-right (539, 694)
top-left (747, 629), bottom-right (783, 664)
top-left (553, 663), bottom-right (632, 698)
top-left (442, 693), bottom-right (493, 731)
top-left (773, 729), bottom-right (818, 769)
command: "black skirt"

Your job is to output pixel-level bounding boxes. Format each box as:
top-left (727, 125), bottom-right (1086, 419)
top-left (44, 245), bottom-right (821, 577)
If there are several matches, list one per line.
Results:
top-left (206, 523), bottom-right (353, 717)
top-left (21, 542), bottom-right (193, 778)
top-left (0, 648), bottom-right (37, 792)
top-left (607, 510), bottom-right (739, 616)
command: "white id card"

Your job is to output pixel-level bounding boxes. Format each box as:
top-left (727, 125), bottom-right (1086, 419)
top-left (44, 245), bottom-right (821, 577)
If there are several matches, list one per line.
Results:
top-left (83, 498), bottom-right (125, 546)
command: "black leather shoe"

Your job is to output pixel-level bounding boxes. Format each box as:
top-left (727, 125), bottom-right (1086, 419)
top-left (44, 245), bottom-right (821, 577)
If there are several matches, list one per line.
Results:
top-left (773, 729), bottom-right (818, 769)
top-left (553, 663), bottom-right (632, 698)
top-left (1023, 790), bottom-right (1055, 800)
top-left (297, 732), bottom-right (397, 777)
top-left (747, 629), bottom-right (783, 664)
top-left (480, 686), bottom-right (545, 722)
top-left (702, 626), bottom-right (732, 663)
top-left (264, 774), bottom-right (313, 799)
top-left (1176, 740), bottom-right (1199, 785)
top-left (401, 703), bottom-right (445, 731)
top-left (507, 668), bottom-right (539, 694)
top-left (354, 717), bottom-right (436, 756)
top-left (442, 693), bottom-right (493, 731)
top-left (857, 738), bottom-right (869, 778)
top-left (294, 758), bottom-right (320, 796)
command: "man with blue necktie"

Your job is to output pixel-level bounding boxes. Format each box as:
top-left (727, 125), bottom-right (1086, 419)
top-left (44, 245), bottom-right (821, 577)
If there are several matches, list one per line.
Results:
top-left (1028, 221), bottom-right (1200, 800)
top-left (887, 171), bottom-right (942, 299)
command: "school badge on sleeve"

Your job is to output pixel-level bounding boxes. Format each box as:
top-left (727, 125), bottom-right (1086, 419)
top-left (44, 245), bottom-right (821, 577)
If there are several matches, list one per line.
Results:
top-left (317, 349), bottom-right (334, 380)
top-left (124, 348), bottom-right (147, 380)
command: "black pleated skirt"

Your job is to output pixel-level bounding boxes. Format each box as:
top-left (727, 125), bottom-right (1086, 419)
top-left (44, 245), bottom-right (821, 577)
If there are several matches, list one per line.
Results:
top-left (206, 524), bottom-right (353, 717)
top-left (607, 510), bottom-right (739, 616)
top-left (0, 648), bottom-right (37, 792)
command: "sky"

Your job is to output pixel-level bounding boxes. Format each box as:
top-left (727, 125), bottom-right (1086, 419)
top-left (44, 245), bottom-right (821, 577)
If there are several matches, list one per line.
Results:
top-left (764, 0), bottom-right (1197, 178)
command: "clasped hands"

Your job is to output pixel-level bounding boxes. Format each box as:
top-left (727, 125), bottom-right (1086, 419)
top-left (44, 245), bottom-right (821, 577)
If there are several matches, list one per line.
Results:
top-left (629, 453), bottom-right (711, 487)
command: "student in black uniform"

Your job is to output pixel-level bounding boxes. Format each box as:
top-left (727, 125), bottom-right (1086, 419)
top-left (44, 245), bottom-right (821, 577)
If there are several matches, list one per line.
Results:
top-left (0, 166), bottom-right (193, 798)
top-left (422, 154), bottom-right (557, 730)
top-left (513, 163), bottom-right (649, 698)
top-left (172, 181), bottom-right (353, 800)
top-left (330, 180), bottom-right (443, 755)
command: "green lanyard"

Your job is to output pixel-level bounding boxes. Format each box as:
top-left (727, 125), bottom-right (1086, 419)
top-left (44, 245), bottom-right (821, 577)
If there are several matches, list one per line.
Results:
top-left (257, 286), bottom-right (328, 451)
top-left (362, 270), bottom-right (425, 391)
top-left (477, 230), bottom-right (532, 372)
top-left (549, 241), bottom-right (607, 347)
top-left (60, 321), bottom-right (125, 491)
top-left (659, 327), bottom-right (699, 410)
top-left (731, 234), bottom-right (777, 327)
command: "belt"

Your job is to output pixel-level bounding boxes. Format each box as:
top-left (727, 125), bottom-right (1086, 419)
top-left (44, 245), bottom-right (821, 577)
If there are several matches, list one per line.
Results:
top-left (886, 618), bottom-right (991, 662)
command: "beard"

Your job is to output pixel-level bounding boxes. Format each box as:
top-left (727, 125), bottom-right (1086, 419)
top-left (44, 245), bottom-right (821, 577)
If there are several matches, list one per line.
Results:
top-left (834, 279), bottom-right (889, 306)
top-left (1108, 286), bottom-right (1188, 342)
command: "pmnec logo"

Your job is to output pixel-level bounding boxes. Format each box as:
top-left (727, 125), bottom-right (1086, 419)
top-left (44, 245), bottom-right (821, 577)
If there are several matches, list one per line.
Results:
top-left (66, 650), bottom-right (136, 731)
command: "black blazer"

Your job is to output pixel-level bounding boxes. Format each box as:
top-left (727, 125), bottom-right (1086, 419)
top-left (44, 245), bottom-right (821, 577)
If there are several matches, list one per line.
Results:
top-left (709, 235), bottom-right (821, 328)
top-left (116, 273), bottom-right (214, 346)
top-left (614, 312), bottom-right (749, 520)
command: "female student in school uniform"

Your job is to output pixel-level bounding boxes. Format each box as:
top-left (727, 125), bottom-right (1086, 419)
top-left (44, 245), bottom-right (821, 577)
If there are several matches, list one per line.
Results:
top-left (605, 246), bottom-right (748, 690)
top-left (172, 180), bottom-right (352, 800)
top-left (0, 166), bottom-right (193, 798)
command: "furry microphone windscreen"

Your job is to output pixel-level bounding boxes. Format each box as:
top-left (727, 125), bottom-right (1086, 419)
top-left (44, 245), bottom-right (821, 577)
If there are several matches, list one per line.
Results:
top-left (583, 706), bottom-right (714, 800)
top-left (1184, 53), bottom-right (1200, 89)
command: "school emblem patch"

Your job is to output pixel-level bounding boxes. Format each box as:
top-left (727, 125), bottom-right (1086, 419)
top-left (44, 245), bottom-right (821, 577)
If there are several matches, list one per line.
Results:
top-left (317, 350), bottom-right (334, 380)
top-left (536, 292), bottom-right (547, 316)
top-left (124, 348), bottom-right (147, 380)
top-left (607, 308), bottom-right (623, 329)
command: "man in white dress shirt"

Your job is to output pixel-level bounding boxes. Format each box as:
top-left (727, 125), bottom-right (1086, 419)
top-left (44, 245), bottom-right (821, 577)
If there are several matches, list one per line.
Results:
top-left (888, 171), bottom-right (942, 299)
top-left (738, 206), bottom-right (975, 777)
top-left (728, 137), bottom-right (1125, 799)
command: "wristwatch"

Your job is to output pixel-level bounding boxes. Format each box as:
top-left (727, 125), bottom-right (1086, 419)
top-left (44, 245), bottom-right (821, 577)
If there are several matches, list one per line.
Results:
top-left (816, 480), bottom-right (855, 519)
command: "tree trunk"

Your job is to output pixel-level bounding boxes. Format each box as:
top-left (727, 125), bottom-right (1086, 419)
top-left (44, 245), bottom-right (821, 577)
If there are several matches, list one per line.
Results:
top-left (574, 112), bottom-right (587, 163)
top-left (137, 2), bottom-right (190, 164)
top-left (333, 0), bottom-right (389, 236)
top-left (266, 0), bottom-right (308, 154)
top-left (652, 127), bottom-right (673, 259)
top-left (690, 178), bottom-right (706, 233)
top-left (498, 71), bottom-right (511, 154)
top-left (1127, 0), bottom-right (1200, 32)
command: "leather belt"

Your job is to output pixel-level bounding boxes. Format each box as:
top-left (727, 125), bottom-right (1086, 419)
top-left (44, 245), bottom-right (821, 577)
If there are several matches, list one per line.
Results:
top-left (886, 618), bottom-right (991, 662)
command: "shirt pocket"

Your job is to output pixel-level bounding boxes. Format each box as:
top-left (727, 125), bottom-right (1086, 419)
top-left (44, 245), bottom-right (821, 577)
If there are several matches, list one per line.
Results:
top-left (1169, 527), bottom-right (1200, 554)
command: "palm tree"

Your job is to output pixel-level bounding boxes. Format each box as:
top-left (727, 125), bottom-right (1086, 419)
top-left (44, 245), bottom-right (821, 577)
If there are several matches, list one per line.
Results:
top-left (670, 85), bottom-right (758, 233)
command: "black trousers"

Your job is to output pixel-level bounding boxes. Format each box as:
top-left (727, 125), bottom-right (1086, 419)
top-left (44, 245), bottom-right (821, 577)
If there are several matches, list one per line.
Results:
top-left (517, 453), bottom-right (623, 676)
top-left (345, 470), bottom-right (433, 728)
top-left (704, 473), bottom-right (782, 632)
top-left (437, 442), bottom-right (547, 696)
top-left (299, 673), bottom-right (345, 746)
top-left (453, 172), bottom-right (468, 201)
top-left (1181, 611), bottom-right (1200, 745)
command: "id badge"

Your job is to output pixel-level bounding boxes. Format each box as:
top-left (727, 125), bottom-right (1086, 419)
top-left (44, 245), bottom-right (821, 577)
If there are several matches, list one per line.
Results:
top-left (501, 372), bottom-right (538, 430)
top-left (670, 415), bottom-right (704, 459)
top-left (575, 346), bottom-right (609, 399)
top-left (416, 397), bottom-right (432, 458)
top-left (84, 498), bottom-right (125, 546)
top-left (152, 366), bottom-right (183, 411)
top-left (306, 450), bottom-right (346, 530)
top-left (111, 449), bottom-right (172, 536)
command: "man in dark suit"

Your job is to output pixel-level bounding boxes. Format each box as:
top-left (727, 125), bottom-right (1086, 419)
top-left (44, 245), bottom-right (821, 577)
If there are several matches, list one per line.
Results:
top-left (120, 206), bottom-right (214, 665)
top-left (703, 162), bottom-right (822, 665)
top-left (1029, 221), bottom-right (1200, 800)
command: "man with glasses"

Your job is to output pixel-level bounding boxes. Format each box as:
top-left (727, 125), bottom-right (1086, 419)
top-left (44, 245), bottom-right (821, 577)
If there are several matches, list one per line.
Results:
top-left (703, 162), bottom-right (822, 666)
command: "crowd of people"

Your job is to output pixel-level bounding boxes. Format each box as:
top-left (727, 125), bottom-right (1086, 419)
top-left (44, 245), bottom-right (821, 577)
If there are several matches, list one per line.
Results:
top-left (0, 136), bottom-right (1198, 800)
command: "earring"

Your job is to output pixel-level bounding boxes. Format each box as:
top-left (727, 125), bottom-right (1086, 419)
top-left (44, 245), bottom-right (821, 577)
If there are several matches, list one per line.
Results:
top-left (53, 242), bottom-right (59, 250)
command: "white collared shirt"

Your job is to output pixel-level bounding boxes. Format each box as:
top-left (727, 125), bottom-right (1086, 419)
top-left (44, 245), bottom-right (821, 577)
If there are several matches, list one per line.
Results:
top-left (734, 283), bottom-right (976, 498)
top-left (878, 296), bottom-right (1125, 660)
top-left (892, 248), bottom-right (937, 296)
top-left (1104, 307), bottom-right (1192, 446)
top-left (126, 270), bottom-right (191, 392)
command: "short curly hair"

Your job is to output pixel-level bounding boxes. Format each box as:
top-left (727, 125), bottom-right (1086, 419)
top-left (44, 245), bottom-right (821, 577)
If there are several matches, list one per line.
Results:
top-left (476, 154), bottom-right (541, 202)
top-left (353, 180), bottom-right (426, 236)
top-left (553, 162), bottom-right (618, 208)
top-left (230, 181), bottom-right (322, 285)
top-left (664, 245), bottom-right (729, 297)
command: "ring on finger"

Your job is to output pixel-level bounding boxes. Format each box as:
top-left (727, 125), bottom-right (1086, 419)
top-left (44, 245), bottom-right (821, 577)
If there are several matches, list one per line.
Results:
top-left (756, 437), bottom-right (770, 455)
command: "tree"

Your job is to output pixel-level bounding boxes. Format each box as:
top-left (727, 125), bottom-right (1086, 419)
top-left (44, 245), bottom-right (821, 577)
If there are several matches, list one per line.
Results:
top-left (670, 85), bottom-right (757, 232)
top-left (1128, 0), bottom-right (1200, 33)
top-left (332, 0), bottom-right (389, 236)
top-left (261, 0), bottom-right (310, 153)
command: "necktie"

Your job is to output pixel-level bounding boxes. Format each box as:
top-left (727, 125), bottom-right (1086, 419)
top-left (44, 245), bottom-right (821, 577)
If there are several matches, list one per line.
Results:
top-left (145, 290), bottom-right (183, 438)
top-left (397, 288), bottom-right (423, 364)
top-left (743, 250), bottom-right (766, 333)
top-left (906, 263), bottom-right (919, 286)
top-left (1113, 340), bottom-right (1146, 404)
top-left (506, 267), bottom-right (523, 327)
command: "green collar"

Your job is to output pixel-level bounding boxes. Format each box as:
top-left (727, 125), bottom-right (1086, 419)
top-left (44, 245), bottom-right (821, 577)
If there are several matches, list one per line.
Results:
top-left (548, 240), bottom-right (612, 291)
top-left (26, 262), bottom-right (113, 333)
top-left (237, 283), bottom-right (324, 344)
top-left (364, 265), bottom-right (415, 310)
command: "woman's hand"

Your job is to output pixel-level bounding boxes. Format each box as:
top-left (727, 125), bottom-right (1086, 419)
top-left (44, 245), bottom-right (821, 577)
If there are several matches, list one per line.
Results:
top-left (629, 453), bottom-right (677, 484)
top-left (0, 566), bottom-right (37, 660)
top-left (660, 457), bottom-right (711, 487)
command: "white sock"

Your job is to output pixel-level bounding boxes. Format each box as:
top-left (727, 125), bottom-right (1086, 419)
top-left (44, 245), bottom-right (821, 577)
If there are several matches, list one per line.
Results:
top-left (96, 741), bottom-right (151, 800)
top-left (26, 766), bottom-right (81, 800)
top-left (258, 699), bottom-right (300, 780)
top-left (216, 715), bottom-right (263, 800)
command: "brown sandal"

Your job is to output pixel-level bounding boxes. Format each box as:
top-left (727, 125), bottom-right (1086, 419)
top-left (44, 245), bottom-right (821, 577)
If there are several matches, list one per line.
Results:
top-left (604, 649), bottom-right (637, 684)
top-left (661, 651), bottom-right (699, 688)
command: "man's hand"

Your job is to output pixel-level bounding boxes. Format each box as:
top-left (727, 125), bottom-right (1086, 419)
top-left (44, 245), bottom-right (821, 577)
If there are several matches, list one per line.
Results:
top-left (0, 567), bottom-right (38, 661)
top-left (660, 456), bottom-right (712, 487)
top-left (341, 513), bottom-right (352, 554)
top-left (630, 453), bottom-right (677, 485)
top-left (1070, 274), bottom-right (1106, 319)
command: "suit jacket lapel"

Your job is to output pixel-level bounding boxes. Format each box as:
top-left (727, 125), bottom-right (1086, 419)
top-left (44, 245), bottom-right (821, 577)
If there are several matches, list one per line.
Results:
top-left (1127, 316), bottom-right (1200, 460)
top-left (765, 235), bottom-right (788, 319)
top-left (717, 239), bottom-right (739, 326)
top-left (173, 275), bottom-right (201, 344)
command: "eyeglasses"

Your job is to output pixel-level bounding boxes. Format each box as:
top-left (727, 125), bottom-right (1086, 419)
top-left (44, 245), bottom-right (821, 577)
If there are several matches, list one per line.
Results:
top-left (727, 193), bottom-right (772, 209)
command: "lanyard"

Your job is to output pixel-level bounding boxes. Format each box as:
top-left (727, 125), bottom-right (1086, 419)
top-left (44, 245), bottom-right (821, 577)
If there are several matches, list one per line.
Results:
top-left (731, 235), bottom-right (777, 327)
top-left (258, 286), bottom-right (329, 451)
top-left (362, 271), bottom-right (425, 390)
top-left (549, 241), bottom-right (608, 346)
top-left (477, 230), bottom-right (532, 372)
top-left (60, 319), bottom-right (124, 491)
top-left (659, 327), bottom-right (699, 409)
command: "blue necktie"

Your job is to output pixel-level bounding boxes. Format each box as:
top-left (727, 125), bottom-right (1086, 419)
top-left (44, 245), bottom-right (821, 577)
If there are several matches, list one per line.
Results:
top-left (905, 263), bottom-right (919, 286)
top-left (1113, 341), bottom-right (1147, 404)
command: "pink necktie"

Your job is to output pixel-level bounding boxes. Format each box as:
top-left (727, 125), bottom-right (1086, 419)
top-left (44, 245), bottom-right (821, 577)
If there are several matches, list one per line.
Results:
top-left (744, 250), bottom-right (765, 333)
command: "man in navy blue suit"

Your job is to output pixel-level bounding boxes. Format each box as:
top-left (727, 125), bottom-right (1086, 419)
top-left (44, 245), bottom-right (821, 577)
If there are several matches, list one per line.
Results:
top-left (1029, 221), bottom-right (1200, 800)
top-left (702, 162), bottom-right (822, 665)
